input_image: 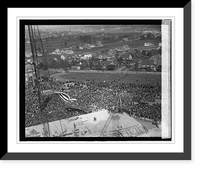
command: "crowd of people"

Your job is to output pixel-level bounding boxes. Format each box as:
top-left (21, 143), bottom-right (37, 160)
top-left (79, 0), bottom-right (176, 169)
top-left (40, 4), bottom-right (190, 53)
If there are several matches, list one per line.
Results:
top-left (25, 78), bottom-right (161, 127)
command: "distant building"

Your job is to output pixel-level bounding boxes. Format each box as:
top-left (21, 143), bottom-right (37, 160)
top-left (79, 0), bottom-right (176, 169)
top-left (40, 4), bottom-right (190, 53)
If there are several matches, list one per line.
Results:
top-left (63, 49), bottom-right (74, 54)
top-left (133, 53), bottom-right (144, 59)
top-left (144, 43), bottom-right (154, 46)
top-left (149, 54), bottom-right (161, 66)
top-left (55, 49), bottom-right (60, 53)
top-left (84, 44), bottom-right (95, 49)
top-left (82, 54), bottom-right (92, 60)
top-left (34, 41), bottom-right (65, 51)
top-left (79, 46), bottom-right (84, 50)
top-left (25, 64), bottom-right (34, 82)
top-left (121, 53), bottom-right (133, 60)
top-left (139, 60), bottom-right (155, 71)
top-left (108, 50), bottom-right (116, 56)
top-left (106, 64), bottom-right (116, 70)
top-left (137, 45), bottom-right (158, 52)
top-left (129, 54), bottom-right (133, 60)
top-left (25, 52), bottom-right (32, 58)
top-left (25, 64), bottom-right (34, 73)
top-left (71, 65), bottom-right (80, 70)
top-left (96, 41), bottom-right (103, 47)
top-left (61, 55), bottom-right (65, 60)
top-left (120, 53), bottom-right (129, 60)
top-left (123, 38), bottom-right (129, 42)
top-left (100, 60), bottom-right (112, 67)
top-left (98, 54), bottom-right (107, 60)
top-left (126, 62), bottom-right (136, 69)
top-left (53, 48), bottom-right (74, 55)
top-left (115, 45), bottom-right (130, 52)
top-left (26, 58), bottom-right (33, 64)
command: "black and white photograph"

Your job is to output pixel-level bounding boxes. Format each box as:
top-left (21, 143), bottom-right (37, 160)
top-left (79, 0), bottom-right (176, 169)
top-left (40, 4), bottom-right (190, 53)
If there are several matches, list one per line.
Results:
top-left (4, 4), bottom-right (192, 161)
top-left (22, 20), bottom-right (171, 140)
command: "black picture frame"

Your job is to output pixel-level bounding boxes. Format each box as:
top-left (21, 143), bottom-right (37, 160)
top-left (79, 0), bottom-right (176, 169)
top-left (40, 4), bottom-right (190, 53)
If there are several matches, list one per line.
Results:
top-left (19, 19), bottom-right (167, 142)
top-left (3, 2), bottom-right (191, 160)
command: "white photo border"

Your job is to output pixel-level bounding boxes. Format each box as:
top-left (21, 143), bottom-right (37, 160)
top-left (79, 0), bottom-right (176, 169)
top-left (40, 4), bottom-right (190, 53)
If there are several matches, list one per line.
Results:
top-left (8, 8), bottom-right (184, 153)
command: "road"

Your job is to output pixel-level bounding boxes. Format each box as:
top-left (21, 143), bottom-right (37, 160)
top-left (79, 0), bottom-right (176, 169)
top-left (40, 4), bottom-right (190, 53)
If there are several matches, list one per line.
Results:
top-left (115, 66), bottom-right (126, 72)
top-left (66, 69), bottom-right (161, 75)
top-left (50, 69), bottom-right (161, 78)
top-left (50, 69), bottom-right (161, 84)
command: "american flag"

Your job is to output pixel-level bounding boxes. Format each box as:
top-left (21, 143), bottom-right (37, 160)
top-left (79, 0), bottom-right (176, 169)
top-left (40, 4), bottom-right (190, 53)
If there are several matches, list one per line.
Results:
top-left (55, 92), bottom-right (77, 103)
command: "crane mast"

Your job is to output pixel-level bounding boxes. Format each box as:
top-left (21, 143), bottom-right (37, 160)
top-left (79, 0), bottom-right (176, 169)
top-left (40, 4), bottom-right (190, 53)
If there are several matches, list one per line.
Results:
top-left (27, 25), bottom-right (50, 137)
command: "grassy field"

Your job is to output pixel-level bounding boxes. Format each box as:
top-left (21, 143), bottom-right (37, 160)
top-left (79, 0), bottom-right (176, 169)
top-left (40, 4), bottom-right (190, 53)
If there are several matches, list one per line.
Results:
top-left (102, 39), bottom-right (160, 49)
top-left (57, 72), bottom-right (161, 84)
top-left (39, 69), bottom-right (59, 77)
top-left (25, 39), bottom-right (161, 54)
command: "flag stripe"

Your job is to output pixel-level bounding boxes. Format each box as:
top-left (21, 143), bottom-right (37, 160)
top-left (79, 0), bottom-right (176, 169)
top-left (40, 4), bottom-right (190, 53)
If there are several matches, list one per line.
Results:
top-left (59, 93), bottom-right (70, 100)
top-left (60, 93), bottom-right (70, 101)
top-left (60, 95), bottom-right (70, 103)
top-left (55, 92), bottom-right (70, 99)
top-left (55, 92), bottom-right (76, 103)
top-left (57, 93), bottom-right (70, 103)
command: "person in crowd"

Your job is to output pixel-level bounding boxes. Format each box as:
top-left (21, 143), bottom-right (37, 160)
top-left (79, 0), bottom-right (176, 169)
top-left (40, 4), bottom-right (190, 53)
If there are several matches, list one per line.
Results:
top-left (25, 79), bottom-right (161, 127)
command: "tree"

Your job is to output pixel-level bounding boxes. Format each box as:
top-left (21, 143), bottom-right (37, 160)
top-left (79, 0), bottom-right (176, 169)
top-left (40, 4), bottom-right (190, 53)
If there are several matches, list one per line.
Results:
top-left (59, 59), bottom-right (65, 68)
top-left (51, 59), bottom-right (57, 68)
top-left (141, 50), bottom-right (147, 56)
top-left (140, 35), bottom-right (145, 40)
top-left (115, 53), bottom-right (120, 59)
top-left (37, 47), bottom-right (41, 52)
top-left (134, 61), bottom-right (139, 70)
top-left (157, 47), bottom-right (161, 55)
top-left (117, 57), bottom-right (123, 66)
top-left (106, 64), bottom-right (115, 70)
top-left (147, 32), bottom-right (155, 39)
top-left (156, 65), bottom-right (161, 72)
top-left (146, 52), bottom-right (152, 57)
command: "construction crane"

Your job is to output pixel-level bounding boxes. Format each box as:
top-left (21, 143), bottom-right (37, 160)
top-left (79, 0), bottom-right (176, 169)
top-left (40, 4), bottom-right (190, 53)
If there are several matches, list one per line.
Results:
top-left (27, 25), bottom-right (51, 137)
top-left (27, 25), bottom-right (78, 137)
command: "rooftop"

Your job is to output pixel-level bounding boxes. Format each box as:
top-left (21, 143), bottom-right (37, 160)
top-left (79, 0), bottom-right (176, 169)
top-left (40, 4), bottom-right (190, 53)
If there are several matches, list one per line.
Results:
top-left (141, 60), bottom-right (154, 65)
top-left (134, 53), bottom-right (144, 58)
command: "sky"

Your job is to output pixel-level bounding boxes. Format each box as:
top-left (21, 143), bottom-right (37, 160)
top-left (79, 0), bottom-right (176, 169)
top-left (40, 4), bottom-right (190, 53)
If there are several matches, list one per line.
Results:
top-left (25, 25), bottom-right (161, 31)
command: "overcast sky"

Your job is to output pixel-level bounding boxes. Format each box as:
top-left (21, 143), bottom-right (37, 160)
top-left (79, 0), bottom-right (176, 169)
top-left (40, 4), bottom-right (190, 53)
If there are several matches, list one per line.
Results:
top-left (25, 25), bottom-right (161, 32)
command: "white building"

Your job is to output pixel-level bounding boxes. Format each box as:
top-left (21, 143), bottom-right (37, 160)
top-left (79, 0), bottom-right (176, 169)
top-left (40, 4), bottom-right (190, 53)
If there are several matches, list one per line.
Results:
top-left (25, 64), bottom-right (34, 82)
top-left (144, 43), bottom-right (154, 46)
top-left (63, 49), bottom-right (74, 54)
top-left (81, 54), bottom-right (92, 60)
top-left (61, 55), bottom-right (66, 60)
top-left (55, 49), bottom-right (60, 53)
top-left (25, 52), bottom-right (32, 58)
top-left (96, 41), bottom-right (103, 47)
top-left (129, 54), bottom-right (133, 60)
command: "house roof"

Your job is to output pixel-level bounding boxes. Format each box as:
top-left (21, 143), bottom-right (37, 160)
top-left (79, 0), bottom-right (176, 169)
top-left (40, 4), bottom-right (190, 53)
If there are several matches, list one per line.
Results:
top-left (129, 62), bottom-right (136, 66)
top-left (149, 54), bottom-right (161, 65)
top-left (134, 53), bottom-right (144, 58)
top-left (149, 54), bottom-right (161, 60)
top-left (25, 64), bottom-right (34, 72)
top-left (141, 60), bottom-right (154, 65)
top-left (100, 60), bottom-right (112, 65)
top-left (120, 53), bottom-right (130, 59)
top-left (140, 45), bottom-right (157, 50)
